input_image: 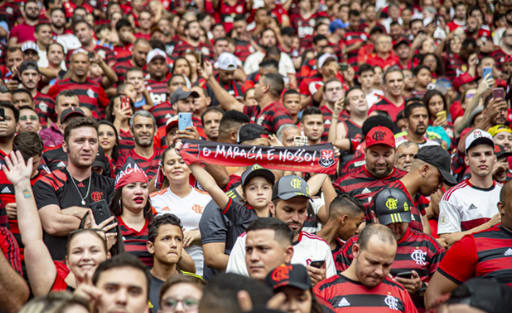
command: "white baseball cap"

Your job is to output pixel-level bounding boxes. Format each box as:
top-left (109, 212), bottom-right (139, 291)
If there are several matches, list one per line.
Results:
top-left (146, 48), bottom-right (166, 63)
top-left (214, 52), bottom-right (238, 71)
top-left (317, 53), bottom-right (337, 68)
top-left (21, 41), bottom-right (38, 53)
top-left (465, 129), bottom-right (494, 152)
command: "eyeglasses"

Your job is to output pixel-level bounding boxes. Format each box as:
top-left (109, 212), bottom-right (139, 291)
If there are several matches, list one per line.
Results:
top-left (161, 298), bottom-right (199, 311)
top-left (20, 115), bottom-right (38, 121)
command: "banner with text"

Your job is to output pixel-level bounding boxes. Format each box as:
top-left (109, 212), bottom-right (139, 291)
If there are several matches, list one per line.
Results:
top-left (179, 140), bottom-right (338, 174)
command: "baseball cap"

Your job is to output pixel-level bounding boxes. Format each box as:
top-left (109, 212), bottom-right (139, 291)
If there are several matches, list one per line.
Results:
top-left (465, 129), bottom-right (494, 152)
top-left (393, 38), bottom-right (410, 49)
top-left (165, 116), bottom-right (179, 133)
top-left (241, 164), bottom-right (275, 188)
top-left (264, 264), bottom-right (312, 291)
top-left (19, 60), bottom-right (39, 74)
top-left (415, 145), bottom-right (457, 185)
top-left (488, 124), bottom-right (512, 137)
top-left (447, 278), bottom-right (512, 313)
top-left (170, 88), bottom-right (200, 104)
top-left (60, 107), bottom-right (85, 124)
top-left (21, 41), bottom-right (38, 53)
top-left (317, 53), bottom-right (337, 68)
top-left (366, 126), bottom-right (395, 148)
top-left (453, 73), bottom-right (477, 90)
top-left (237, 124), bottom-right (268, 144)
top-left (214, 52), bottom-right (238, 71)
top-left (273, 175), bottom-right (310, 200)
top-left (373, 188), bottom-right (412, 225)
top-left (146, 48), bottom-right (166, 63)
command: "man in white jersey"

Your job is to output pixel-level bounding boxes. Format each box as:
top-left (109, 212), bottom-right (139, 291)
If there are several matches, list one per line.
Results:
top-left (226, 175), bottom-right (336, 284)
top-left (438, 129), bottom-right (501, 246)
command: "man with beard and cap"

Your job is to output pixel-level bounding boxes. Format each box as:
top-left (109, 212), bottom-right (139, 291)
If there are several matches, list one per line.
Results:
top-left (33, 117), bottom-right (114, 260)
top-left (394, 102), bottom-right (441, 148)
top-left (438, 129), bottom-right (502, 247)
top-left (226, 175), bottom-right (336, 285)
top-left (384, 145), bottom-right (458, 233)
top-left (206, 52), bottom-right (244, 107)
top-left (117, 110), bottom-right (162, 180)
top-left (336, 189), bottom-right (444, 310)
top-left (314, 224), bottom-right (418, 313)
top-left (145, 48), bottom-right (171, 105)
top-left (48, 49), bottom-right (109, 119)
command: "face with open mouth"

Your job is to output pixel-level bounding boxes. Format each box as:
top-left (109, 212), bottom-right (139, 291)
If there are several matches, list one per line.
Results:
top-left (66, 231), bottom-right (107, 281)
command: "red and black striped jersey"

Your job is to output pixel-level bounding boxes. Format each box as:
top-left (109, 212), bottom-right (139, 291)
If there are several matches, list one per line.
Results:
top-left (171, 38), bottom-right (213, 60)
top-left (116, 146), bottom-right (162, 180)
top-left (382, 180), bottom-right (427, 233)
top-left (118, 129), bottom-right (135, 157)
top-left (343, 31), bottom-right (368, 69)
top-left (42, 145), bottom-right (67, 171)
top-left (332, 237), bottom-right (346, 273)
top-left (113, 59), bottom-right (136, 83)
top-left (437, 224), bottom-right (512, 287)
top-left (34, 91), bottom-right (56, 126)
top-left (313, 274), bottom-right (418, 313)
top-left (118, 216), bottom-right (153, 267)
top-left (150, 101), bottom-right (175, 128)
top-left (336, 228), bottom-right (444, 283)
top-left (243, 102), bottom-right (294, 134)
top-left (334, 166), bottom-right (405, 217)
top-left (146, 78), bottom-right (169, 105)
top-left (234, 39), bottom-right (252, 62)
top-left (206, 76), bottom-right (244, 106)
top-left (318, 104), bottom-right (349, 142)
top-left (33, 169), bottom-right (114, 260)
top-left (0, 227), bottom-right (22, 276)
top-left (47, 78), bottom-right (109, 119)
top-left (367, 97), bottom-right (405, 122)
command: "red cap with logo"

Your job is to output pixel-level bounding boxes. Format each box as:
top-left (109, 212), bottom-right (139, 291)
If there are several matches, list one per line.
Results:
top-left (366, 126), bottom-right (395, 148)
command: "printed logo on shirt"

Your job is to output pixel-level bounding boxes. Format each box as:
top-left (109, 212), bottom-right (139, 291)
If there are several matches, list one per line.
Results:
top-left (338, 297), bottom-right (351, 307)
top-left (39, 101), bottom-right (48, 112)
top-left (468, 204), bottom-right (478, 210)
top-left (1, 186), bottom-right (10, 194)
top-left (361, 187), bottom-right (371, 194)
top-left (87, 89), bottom-right (95, 98)
top-left (191, 204), bottom-right (204, 214)
top-left (504, 248), bottom-right (512, 256)
top-left (384, 294), bottom-right (399, 310)
top-left (91, 191), bottom-right (103, 202)
top-left (57, 161), bottom-right (66, 168)
top-left (411, 248), bottom-right (427, 266)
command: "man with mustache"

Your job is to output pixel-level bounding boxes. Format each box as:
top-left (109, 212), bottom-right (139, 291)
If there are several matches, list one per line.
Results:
top-left (394, 102), bottom-right (440, 148)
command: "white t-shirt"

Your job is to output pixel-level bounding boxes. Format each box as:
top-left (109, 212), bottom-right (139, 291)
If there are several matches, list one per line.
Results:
top-left (150, 187), bottom-right (212, 276)
top-left (243, 51), bottom-right (296, 77)
top-left (226, 230), bottom-right (336, 278)
top-left (438, 179), bottom-right (501, 234)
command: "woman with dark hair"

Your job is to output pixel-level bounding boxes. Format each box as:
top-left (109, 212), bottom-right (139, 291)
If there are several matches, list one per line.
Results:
top-left (172, 56), bottom-right (193, 87)
top-left (424, 89), bottom-right (455, 141)
top-left (105, 95), bottom-right (135, 157)
top-left (420, 53), bottom-right (444, 78)
top-left (110, 159), bottom-right (154, 267)
top-left (98, 120), bottom-right (120, 175)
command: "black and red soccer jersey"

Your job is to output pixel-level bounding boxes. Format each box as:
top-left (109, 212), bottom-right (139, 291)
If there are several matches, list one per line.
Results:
top-left (0, 226), bottom-right (22, 276)
top-left (334, 166), bottom-right (405, 217)
top-left (336, 228), bottom-right (444, 283)
top-left (383, 180), bottom-right (427, 233)
top-left (116, 147), bottom-right (162, 180)
top-left (48, 78), bottom-right (109, 119)
top-left (216, 0), bottom-right (247, 33)
top-left (437, 224), bottom-right (512, 287)
top-left (113, 59), bottom-right (136, 83)
top-left (150, 101), bottom-right (175, 128)
top-left (117, 216), bottom-right (153, 267)
top-left (313, 274), bottom-right (418, 313)
top-left (34, 91), bottom-right (56, 125)
top-left (343, 31), bottom-right (368, 69)
top-left (368, 97), bottom-right (405, 122)
top-left (243, 102), bottom-right (294, 134)
top-left (332, 237), bottom-right (346, 273)
top-left (146, 77), bottom-right (170, 105)
top-left (234, 39), bottom-right (252, 62)
top-left (172, 38), bottom-right (213, 60)
top-left (118, 129), bottom-right (135, 157)
top-left (33, 169), bottom-right (114, 260)
top-left (42, 145), bottom-right (67, 171)
top-left (207, 76), bottom-right (244, 106)
top-left (318, 104), bottom-right (348, 142)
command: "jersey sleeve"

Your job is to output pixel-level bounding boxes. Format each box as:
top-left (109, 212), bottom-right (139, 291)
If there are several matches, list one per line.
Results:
top-left (437, 235), bottom-right (478, 284)
top-left (0, 227), bottom-right (22, 275)
top-left (321, 242), bottom-right (337, 279)
top-left (225, 235), bottom-right (249, 276)
top-left (33, 178), bottom-right (60, 209)
top-left (199, 201), bottom-right (228, 245)
top-left (335, 237), bottom-right (355, 272)
top-left (437, 197), bottom-right (462, 234)
top-left (400, 286), bottom-right (419, 313)
top-left (426, 236), bottom-right (445, 280)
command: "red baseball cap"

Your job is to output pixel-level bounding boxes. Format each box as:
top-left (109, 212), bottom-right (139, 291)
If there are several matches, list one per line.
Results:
top-left (453, 73), bottom-right (476, 90)
top-left (366, 126), bottom-right (395, 148)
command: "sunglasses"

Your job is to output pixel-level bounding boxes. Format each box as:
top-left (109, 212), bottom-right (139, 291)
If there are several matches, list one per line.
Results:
top-left (161, 298), bottom-right (199, 311)
top-left (20, 115), bottom-right (38, 121)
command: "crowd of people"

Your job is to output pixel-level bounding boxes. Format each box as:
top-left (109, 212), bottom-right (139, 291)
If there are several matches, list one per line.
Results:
top-left (0, 0), bottom-right (511, 313)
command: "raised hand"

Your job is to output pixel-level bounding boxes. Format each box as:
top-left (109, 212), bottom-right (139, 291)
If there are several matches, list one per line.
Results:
top-left (3, 151), bottom-right (32, 186)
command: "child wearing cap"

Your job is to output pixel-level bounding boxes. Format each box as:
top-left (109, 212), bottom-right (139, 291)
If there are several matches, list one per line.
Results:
top-left (189, 162), bottom-right (275, 242)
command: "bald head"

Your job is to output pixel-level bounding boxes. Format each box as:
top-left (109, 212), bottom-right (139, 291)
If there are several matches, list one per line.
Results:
top-left (357, 224), bottom-right (396, 251)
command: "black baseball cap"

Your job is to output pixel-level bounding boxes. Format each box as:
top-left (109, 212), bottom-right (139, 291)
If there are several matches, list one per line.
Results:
top-left (170, 88), bottom-right (199, 104)
top-left (414, 145), bottom-right (457, 186)
top-left (241, 164), bottom-right (275, 188)
top-left (373, 188), bottom-right (412, 225)
top-left (272, 175), bottom-right (310, 200)
top-left (60, 107), bottom-right (85, 124)
top-left (264, 264), bottom-right (312, 291)
top-left (393, 38), bottom-right (410, 49)
top-left (447, 278), bottom-right (512, 313)
top-left (237, 124), bottom-right (268, 144)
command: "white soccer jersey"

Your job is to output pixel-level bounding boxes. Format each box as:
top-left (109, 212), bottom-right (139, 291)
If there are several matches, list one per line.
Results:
top-left (226, 230), bottom-right (336, 278)
top-left (438, 179), bottom-right (501, 234)
top-left (150, 187), bottom-right (212, 276)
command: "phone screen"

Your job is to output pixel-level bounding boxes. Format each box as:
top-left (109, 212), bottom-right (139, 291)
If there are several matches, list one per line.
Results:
top-left (178, 113), bottom-right (193, 131)
top-left (483, 67), bottom-right (493, 80)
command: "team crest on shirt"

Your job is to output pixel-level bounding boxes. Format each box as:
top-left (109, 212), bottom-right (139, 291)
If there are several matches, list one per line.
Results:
top-left (384, 294), bottom-right (399, 310)
top-left (87, 89), bottom-right (95, 98)
top-left (411, 248), bottom-right (427, 266)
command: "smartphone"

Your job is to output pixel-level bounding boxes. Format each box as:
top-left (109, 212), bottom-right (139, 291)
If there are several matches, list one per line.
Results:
top-left (436, 110), bottom-right (447, 120)
top-left (493, 87), bottom-right (505, 100)
top-left (396, 271), bottom-right (414, 279)
top-left (294, 135), bottom-right (308, 146)
top-left (483, 67), bottom-right (493, 80)
top-left (178, 112), bottom-right (193, 131)
top-left (120, 95), bottom-right (130, 110)
top-left (90, 200), bottom-right (116, 232)
top-left (338, 63), bottom-right (348, 71)
top-left (310, 260), bottom-right (325, 268)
